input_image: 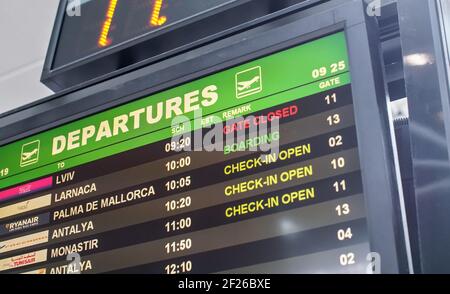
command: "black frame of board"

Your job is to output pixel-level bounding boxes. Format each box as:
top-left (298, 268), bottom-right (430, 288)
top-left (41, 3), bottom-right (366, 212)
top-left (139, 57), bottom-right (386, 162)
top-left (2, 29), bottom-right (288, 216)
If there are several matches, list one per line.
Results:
top-left (1, 0), bottom-right (411, 273)
top-left (397, 0), bottom-right (450, 273)
top-left (40, 0), bottom-right (327, 91)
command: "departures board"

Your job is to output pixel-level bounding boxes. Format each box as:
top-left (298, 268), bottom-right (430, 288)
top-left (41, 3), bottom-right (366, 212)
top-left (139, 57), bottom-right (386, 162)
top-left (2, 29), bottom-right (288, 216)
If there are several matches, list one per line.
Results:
top-left (0, 31), bottom-right (371, 274)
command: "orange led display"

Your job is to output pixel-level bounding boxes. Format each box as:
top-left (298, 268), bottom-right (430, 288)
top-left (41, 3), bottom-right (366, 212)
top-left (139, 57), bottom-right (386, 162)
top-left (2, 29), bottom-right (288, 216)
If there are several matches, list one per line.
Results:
top-left (54, 0), bottom-right (229, 67)
top-left (98, 0), bottom-right (119, 47)
top-left (150, 0), bottom-right (167, 27)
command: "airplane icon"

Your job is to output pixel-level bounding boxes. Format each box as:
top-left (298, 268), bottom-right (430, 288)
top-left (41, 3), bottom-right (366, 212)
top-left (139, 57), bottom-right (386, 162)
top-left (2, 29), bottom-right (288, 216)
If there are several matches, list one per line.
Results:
top-left (21, 149), bottom-right (38, 161)
top-left (20, 140), bottom-right (40, 167)
top-left (237, 76), bottom-right (261, 91)
top-left (235, 66), bottom-right (262, 99)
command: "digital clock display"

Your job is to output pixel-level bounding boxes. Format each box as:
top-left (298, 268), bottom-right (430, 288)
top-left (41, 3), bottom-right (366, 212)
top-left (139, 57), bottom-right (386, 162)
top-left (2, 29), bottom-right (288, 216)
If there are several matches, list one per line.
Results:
top-left (53, 0), bottom-right (238, 68)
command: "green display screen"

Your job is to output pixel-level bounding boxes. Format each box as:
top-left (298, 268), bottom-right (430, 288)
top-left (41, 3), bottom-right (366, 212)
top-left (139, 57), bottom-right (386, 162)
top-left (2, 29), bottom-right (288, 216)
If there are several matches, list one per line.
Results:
top-left (0, 32), bottom-right (349, 188)
top-left (0, 32), bottom-right (370, 274)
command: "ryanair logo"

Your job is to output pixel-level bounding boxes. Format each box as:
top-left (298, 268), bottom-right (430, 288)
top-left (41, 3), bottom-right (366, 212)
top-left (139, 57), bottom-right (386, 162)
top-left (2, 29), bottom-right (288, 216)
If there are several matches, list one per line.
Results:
top-left (0, 213), bottom-right (49, 236)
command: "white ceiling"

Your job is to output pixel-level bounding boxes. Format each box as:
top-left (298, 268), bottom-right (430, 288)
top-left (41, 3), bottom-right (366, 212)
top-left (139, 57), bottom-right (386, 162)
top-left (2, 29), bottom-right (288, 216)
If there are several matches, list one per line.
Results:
top-left (0, 0), bottom-right (59, 114)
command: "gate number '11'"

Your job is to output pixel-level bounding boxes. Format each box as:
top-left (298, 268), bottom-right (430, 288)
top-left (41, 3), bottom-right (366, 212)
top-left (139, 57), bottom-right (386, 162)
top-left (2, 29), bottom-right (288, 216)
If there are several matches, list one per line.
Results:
top-left (98, 0), bottom-right (167, 47)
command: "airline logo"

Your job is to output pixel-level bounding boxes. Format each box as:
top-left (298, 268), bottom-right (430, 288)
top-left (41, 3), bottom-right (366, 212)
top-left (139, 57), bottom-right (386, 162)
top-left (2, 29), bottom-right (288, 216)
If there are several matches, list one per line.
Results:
top-left (0, 213), bottom-right (50, 236)
top-left (0, 230), bottom-right (49, 254)
top-left (0, 176), bottom-right (52, 203)
top-left (0, 194), bottom-right (51, 220)
top-left (21, 268), bottom-right (46, 274)
top-left (0, 249), bottom-right (47, 272)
